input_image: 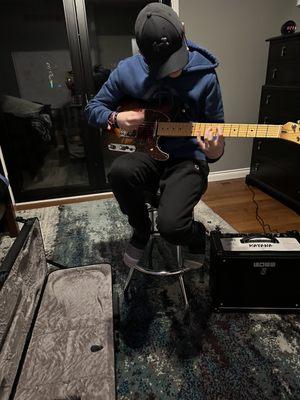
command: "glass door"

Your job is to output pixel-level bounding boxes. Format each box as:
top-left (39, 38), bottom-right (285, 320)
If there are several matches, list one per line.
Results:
top-left (75, 0), bottom-right (157, 183)
top-left (0, 0), bottom-right (107, 202)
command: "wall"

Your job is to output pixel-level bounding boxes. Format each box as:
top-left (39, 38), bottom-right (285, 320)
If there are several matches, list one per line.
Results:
top-left (179, 0), bottom-right (300, 172)
top-left (284, 2), bottom-right (300, 25)
top-left (86, 1), bottom-right (152, 70)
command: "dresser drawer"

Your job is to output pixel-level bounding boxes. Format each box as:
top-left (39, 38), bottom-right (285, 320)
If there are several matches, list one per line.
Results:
top-left (250, 155), bottom-right (300, 201)
top-left (266, 62), bottom-right (300, 85)
top-left (259, 86), bottom-right (300, 116)
top-left (268, 39), bottom-right (300, 62)
top-left (259, 110), bottom-right (300, 125)
top-left (252, 138), bottom-right (300, 168)
top-left (258, 109), bottom-right (300, 126)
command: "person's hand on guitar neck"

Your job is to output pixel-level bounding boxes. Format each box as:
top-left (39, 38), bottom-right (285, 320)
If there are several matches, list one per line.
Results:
top-left (197, 126), bottom-right (225, 160)
top-left (116, 110), bottom-right (145, 131)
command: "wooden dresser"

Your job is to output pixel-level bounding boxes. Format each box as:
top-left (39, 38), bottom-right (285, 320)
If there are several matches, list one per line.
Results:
top-left (246, 32), bottom-right (300, 214)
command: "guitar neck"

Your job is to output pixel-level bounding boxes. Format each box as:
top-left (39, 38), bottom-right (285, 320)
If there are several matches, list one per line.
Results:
top-left (157, 122), bottom-right (282, 138)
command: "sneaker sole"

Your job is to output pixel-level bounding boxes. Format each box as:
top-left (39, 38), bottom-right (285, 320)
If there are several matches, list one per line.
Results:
top-left (123, 252), bottom-right (140, 269)
top-left (184, 256), bottom-right (205, 269)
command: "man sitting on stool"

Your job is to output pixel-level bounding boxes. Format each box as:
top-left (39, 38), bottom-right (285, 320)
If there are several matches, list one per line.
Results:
top-left (85, 3), bottom-right (225, 269)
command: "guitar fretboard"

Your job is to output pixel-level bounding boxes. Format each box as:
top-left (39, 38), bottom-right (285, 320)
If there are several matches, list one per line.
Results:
top-left (157, 122), bottom-right (282, 138)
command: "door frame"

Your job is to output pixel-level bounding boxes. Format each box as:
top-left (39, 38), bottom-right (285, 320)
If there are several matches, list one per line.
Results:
top-left (64, 0), bottom-right (109, 192)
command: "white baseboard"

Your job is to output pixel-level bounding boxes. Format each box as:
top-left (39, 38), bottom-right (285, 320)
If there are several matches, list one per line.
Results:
top-left (208, 167), bottom-right (250, 182)
top-left (15, 192), bottom-right (113, 210)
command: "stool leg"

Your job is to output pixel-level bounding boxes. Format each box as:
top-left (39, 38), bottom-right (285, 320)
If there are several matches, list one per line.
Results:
top-left (124, 267), bottom-right (135, 294)
top-left (148, 236), bottom-right (154, 269)
top-left (200, 263), bottom-right (205, 283)
top-left (147, 206), bottom-right (156, 269)
top-left (149, 206), bottom-right (155, 228)
top-left (176, 245), bottom-right (189, 309)
top-left (176, 245), bottom-right (183, 268)
top-left (178, 274), bottom-right (189, 310)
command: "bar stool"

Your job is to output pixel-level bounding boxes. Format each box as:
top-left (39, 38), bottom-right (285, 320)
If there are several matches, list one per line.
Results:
top-left (123, 191), bottom-right (205, 310)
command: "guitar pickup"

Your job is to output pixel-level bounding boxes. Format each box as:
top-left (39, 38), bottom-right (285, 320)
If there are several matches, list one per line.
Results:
top-left (120, 129), bottom-right (137, 138)
top-left (108, 143), bottom-right (136, 153)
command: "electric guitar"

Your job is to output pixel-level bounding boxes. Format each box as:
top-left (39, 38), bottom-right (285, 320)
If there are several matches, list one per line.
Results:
top-left (106, 99), bottom-right (300, 161)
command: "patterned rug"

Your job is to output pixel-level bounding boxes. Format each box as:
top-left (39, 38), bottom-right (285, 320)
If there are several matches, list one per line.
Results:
top-left (17, 199), bottom-right (300, 400)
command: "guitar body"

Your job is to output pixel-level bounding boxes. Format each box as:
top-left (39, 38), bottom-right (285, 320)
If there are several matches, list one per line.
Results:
top-left (106, 98), bottom-right (171, 161)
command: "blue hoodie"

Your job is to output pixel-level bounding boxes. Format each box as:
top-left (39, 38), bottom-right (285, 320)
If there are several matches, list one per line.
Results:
top-left (85, 40), bottom-right (224, 162)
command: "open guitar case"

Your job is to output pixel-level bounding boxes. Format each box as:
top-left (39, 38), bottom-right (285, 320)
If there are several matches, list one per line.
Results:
top-left (0, 218), bottom-right (117, 400)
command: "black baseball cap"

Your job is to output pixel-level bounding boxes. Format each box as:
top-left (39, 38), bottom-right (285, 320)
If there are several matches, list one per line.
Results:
top-left (135, 3), bottom-right (188, 79)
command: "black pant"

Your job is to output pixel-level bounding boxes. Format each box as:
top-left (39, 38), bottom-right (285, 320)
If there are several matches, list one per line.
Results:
top-left (108, 152), bottom-right (209, 250)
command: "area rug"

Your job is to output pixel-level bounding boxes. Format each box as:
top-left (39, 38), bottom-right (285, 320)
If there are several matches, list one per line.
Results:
top-left (17, 199), bottom-right (300, 400)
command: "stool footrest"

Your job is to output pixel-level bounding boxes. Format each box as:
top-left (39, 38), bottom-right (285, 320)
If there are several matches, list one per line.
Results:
top-left (125, 262), bottom-right (203, 276)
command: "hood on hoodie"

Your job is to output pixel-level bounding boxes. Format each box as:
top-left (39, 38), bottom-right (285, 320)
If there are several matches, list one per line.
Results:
top-left (183, 40), bottom-right (219, 73)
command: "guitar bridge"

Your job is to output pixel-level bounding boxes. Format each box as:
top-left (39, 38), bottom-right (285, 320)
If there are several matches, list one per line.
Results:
top-left (108, 143), bottom-right (136, 153)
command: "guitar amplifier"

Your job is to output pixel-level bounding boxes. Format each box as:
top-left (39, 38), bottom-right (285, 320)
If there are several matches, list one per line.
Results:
top-left (209, 230), bottom-right (300, 312)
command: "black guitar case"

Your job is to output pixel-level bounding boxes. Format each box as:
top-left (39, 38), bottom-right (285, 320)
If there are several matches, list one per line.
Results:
top-left (0, 218), bottom-right (116, 400)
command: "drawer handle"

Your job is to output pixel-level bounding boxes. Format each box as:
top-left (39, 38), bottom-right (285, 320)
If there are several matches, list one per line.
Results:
top-left (257, 140), bottom-right (263, 150)
top-left (255, 163), bottom-right (260, 171)
top-left (281, 46), bottom-right (286, 57)
top-left (265, 94), bottom-right (271, 105)
top-left (271, 68), bottom-right (277, 80)
top-left (264, 116), bottom-right (269, 123)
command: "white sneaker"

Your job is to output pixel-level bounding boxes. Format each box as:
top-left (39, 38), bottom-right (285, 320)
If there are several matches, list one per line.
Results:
top-left (184, 251), bottom-right (206, 269)
top-left (123, 242), bottom-right (146, 268)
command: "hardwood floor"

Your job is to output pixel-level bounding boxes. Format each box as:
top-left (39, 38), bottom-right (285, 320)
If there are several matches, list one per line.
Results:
top-left (202, 178), bottom-right (300, 233)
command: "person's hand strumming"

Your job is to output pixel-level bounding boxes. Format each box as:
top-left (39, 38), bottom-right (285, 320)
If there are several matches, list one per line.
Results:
top-left (116, 110), bottom-right (145, 131)
top-left (197, 126), bottom-right (225, 160)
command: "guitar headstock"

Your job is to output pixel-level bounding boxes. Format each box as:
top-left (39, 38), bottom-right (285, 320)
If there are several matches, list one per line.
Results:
top-left (280, 122), bottom-right (300, 144)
